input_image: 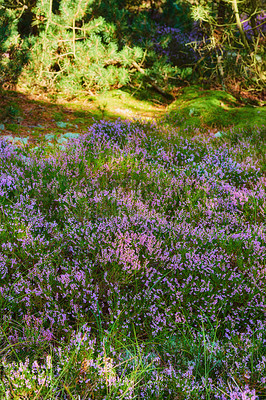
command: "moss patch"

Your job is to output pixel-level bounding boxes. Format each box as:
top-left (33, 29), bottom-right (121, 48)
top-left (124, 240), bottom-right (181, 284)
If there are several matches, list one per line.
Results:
top-left (167, 86), bottom-right (266, 130)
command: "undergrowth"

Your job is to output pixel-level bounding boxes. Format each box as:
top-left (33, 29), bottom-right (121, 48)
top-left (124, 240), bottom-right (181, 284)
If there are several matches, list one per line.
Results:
top-left (0, 118), bottom-right (265, 399)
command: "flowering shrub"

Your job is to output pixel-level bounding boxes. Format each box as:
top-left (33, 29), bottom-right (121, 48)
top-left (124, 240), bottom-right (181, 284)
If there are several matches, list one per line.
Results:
top-left (149, 23), bottom-right (202, 66)
top-left (0, 120), bottom-right (265, 399)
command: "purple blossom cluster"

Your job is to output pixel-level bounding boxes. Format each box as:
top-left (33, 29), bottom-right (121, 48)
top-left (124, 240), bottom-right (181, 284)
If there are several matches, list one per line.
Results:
top-left (241, 11), bottom-right (266, 40)
top-left (145, 11), bottom-right (265, 77)
top-left (0, 119), bottom-right (265, 398)
top-left (149, 23), bottom-right (202, 66)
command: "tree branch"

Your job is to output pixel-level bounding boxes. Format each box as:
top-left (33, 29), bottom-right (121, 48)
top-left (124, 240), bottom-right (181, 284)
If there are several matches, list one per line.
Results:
top-left (131, 61), bottom-right (174, 100)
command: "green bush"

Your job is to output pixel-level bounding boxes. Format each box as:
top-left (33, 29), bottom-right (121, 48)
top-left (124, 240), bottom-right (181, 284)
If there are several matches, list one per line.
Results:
top-left (0, 1), bottom-right (29, 89)
top-left (21, 0), bottom-right (143, 96)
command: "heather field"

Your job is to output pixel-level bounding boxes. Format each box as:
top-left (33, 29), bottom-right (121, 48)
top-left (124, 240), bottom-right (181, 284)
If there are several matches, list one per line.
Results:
top-left (0, 118), bottom-right (265, 399)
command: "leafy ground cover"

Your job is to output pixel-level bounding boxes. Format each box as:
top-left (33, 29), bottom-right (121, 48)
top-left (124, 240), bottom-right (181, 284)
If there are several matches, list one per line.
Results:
top-left (0, 105), bottom-right (265, 399)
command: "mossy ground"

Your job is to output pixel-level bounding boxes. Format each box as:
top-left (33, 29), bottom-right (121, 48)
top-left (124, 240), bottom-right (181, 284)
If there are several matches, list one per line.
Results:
top-left (0, 85), bottom-right (265, 145)
top-left (167, 85), bottom-right (266, 131)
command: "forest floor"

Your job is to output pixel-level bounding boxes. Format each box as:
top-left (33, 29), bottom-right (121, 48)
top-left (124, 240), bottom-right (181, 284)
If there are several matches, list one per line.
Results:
top-left (1, 85), bottom-right (265, 147)
top-left (0, 87), bottom-right (167, 145)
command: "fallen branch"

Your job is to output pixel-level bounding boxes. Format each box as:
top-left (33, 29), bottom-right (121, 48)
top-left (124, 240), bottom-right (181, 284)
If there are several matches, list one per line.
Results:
top-left (132, 61), bottom-right (174, 100)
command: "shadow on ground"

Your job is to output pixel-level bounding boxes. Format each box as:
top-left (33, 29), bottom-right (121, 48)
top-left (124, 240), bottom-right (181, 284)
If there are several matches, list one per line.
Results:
top-left (0, 85), bottom-right (265, 145)
top-left (0, 88), bottom-right (167, 143)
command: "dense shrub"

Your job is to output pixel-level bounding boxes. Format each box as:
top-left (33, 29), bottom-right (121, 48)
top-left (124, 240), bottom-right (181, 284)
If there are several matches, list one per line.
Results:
top-left (20, 0), bottom-right (144, 96)
top-left (0, 1), bottom-right (29, 89)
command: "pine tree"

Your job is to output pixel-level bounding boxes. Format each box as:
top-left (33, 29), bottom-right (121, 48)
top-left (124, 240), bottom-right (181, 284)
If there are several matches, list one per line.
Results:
top-left (0, 1), bottom-right (29, 89)
top-left (23, 0), bottom-right (143, 96)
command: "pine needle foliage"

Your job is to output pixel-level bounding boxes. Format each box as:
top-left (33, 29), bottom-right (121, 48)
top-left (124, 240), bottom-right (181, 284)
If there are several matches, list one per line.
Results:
top-left (0, 1), bottom-right (29, 89)
top-left (24, 0), bottom-right (143, 96)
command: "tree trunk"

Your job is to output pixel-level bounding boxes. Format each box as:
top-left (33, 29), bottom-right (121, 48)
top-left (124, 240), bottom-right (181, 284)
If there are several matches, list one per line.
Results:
top-left (232, 0), bottom-right (251, 53)
top-left (249, 0), bottom-right (259, 39)
top-left (214, 0), bottom-right (227, 41)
